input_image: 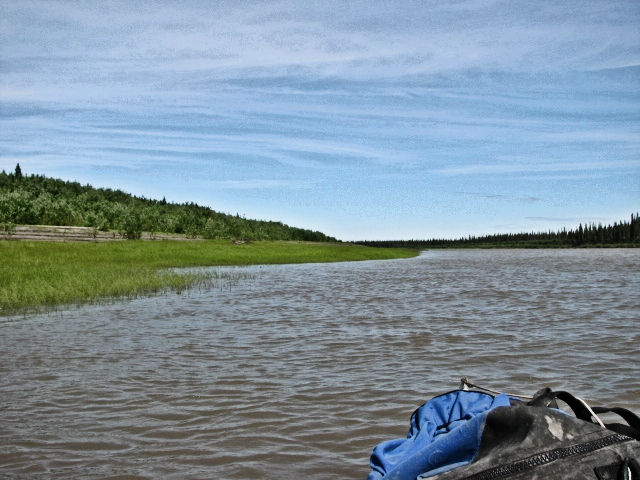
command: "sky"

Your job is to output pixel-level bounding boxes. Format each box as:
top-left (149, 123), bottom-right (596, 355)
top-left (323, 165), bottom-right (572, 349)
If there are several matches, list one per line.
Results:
top-left (0, 0), bottom-right (638, 240)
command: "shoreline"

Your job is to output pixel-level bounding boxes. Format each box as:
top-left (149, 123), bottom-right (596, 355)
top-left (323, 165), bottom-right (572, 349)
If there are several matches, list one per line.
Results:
top-left (0, 224), bottom-right (197, 242)
top-left (1, 238), bottom-right (418, 316)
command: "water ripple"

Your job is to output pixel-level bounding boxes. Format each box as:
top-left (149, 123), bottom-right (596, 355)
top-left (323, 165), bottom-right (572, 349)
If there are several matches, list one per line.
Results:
top-left (1, 249), bottom-right (639, 479)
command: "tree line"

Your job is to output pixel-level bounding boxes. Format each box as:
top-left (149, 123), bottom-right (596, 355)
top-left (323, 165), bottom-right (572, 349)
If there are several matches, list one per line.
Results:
top-left (357, 214), bottom-right (640, 248)
top-left (0, 164), bottom-right (337, 242)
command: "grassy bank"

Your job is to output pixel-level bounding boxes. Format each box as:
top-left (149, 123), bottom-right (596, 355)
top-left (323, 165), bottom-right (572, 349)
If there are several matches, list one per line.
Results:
top-left (0, 240), bottom-right (417, 315)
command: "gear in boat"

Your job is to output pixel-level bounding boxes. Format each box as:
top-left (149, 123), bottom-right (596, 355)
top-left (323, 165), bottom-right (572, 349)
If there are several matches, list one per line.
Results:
top-left (366, 377), bottom-right (640, 480)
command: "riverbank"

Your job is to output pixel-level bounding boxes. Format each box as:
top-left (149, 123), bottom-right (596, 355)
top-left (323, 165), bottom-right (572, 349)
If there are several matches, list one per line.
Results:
top-left (0, 224), bottom-right (195, 242)
top-left (0, 239), bottom-right (417, 315)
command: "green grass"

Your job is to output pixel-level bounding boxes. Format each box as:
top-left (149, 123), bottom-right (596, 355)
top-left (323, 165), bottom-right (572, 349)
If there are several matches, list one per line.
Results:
top-left (0, 240), bottom-right (418, 315)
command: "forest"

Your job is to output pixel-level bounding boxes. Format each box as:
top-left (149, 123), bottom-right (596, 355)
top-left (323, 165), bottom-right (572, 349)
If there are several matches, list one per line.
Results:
top-left (0, 164), bottom-right (336, 242)
top-left (2, 164), bottom-right (637, 247)
top-left (357, 213), bottom-right (640, 249)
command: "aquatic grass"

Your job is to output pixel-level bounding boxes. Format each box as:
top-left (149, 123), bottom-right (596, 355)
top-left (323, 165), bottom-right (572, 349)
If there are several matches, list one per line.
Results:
top-left (0, 240), bottom-right (417, 315)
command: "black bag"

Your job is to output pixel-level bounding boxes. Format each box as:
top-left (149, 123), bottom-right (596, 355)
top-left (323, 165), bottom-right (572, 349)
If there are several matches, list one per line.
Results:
top-left (430, 388), bottom-right (640, 480)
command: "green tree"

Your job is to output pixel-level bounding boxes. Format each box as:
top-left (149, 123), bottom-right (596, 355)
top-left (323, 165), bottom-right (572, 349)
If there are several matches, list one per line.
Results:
top-left (0, 190), bottom-right (35, 224)
top-left (141, 207), bottom-right (161, 238)
top-left (203, 217), bottom-right (228, 239)
top-left (117, 207), bottom-right (143, 239)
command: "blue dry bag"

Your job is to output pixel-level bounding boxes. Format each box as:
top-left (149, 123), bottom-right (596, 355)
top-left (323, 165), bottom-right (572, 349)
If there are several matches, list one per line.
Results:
top-left (367, 390), bottom-right (512, 480)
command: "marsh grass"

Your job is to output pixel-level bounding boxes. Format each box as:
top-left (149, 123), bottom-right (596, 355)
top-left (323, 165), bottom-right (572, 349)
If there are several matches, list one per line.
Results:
top-left (0, 240), bottom-right (417, 315)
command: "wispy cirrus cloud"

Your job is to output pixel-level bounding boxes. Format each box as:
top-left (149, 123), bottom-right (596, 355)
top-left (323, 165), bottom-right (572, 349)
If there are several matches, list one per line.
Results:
top-left (455, 192), bottom-right (543, 203)
top-left (525, 216), bottom-right (609, 223)
top-left (1, 1), bottom-right (639, 240)
top-left (206, 179), bottom-right (315, 190)
top-left (438, 160), bottom-right (640, 177)
top-left (2, 1), bottom-right (639, 86)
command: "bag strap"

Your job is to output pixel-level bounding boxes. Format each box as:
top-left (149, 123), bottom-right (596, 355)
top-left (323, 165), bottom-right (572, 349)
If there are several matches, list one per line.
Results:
top-left (592, 407), bottom-right (640, 440)
top-left (528, 388), bottom-right (640, 440)
top-left (528, 389), bottom-right (595, 421)
top-left (592, 407), bottom-right (640, 431)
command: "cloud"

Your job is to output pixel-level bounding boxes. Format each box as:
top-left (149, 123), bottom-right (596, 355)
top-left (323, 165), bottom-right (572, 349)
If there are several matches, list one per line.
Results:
top-left (525, 216), bottom-right (609, 223)
top-left (520, 196), bottom-right (543, 203)
top-left (437, 160), bottom-right (640, 176)
top-left (455, 191), bottom-right (506, 199)
top-left (455, 192), bottom-right (543, 203)
top-left (2, 0), bottom-right (639, 88)
top-left (205, 179), bottom-right (314, 190)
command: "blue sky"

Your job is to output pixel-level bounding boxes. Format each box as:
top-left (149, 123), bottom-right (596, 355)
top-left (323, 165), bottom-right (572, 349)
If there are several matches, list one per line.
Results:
top-left (1, 0), bottom-right (638, 240)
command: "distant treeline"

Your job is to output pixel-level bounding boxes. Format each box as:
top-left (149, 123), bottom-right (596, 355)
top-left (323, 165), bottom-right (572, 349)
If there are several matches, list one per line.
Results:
top-left (0, 164), bottom-right (336, 242)
top-left (358, 214), bottom-right (640, 249)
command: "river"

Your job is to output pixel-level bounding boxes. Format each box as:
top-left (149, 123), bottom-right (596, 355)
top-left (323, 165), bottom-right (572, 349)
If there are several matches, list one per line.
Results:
top-left (1, 249), bottom-right (639, 479)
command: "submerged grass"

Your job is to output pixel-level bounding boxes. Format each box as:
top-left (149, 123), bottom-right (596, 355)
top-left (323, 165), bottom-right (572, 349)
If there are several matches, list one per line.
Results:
top-left (0, 239), bottom-right (417, 315)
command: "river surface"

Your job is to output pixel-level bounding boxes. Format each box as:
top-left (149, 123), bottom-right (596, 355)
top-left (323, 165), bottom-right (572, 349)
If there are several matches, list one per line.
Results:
top-left (1, 249), bottom-right (639, 479)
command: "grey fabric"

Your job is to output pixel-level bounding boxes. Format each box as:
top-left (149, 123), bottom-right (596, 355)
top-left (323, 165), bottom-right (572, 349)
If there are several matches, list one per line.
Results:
top-left (430, 404), bottom-right (640, 480)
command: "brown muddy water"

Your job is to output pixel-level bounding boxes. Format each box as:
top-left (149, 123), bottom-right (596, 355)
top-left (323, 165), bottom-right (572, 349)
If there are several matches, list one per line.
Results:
top-left (1, 249), bottom-right (639, 479)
